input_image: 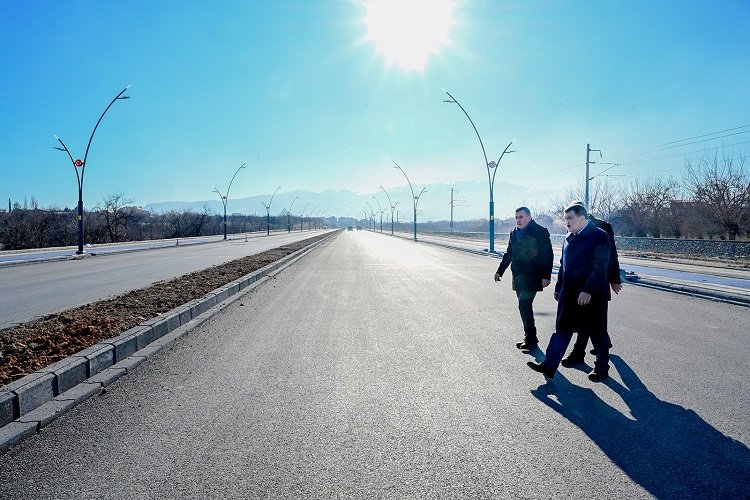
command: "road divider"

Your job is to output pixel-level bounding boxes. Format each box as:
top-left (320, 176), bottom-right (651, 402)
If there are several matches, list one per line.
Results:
top-left (0, 231), bottom-right (340, 453)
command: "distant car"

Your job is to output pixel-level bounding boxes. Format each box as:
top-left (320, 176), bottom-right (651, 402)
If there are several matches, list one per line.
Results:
top-left (356, 225), bottom-right (362, 231)
top-left (347, 225), bottom-right (353, 231)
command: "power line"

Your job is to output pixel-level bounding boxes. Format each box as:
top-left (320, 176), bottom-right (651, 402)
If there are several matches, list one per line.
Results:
top-left (609, 124), bottom-right (750, 159)
top-left (618, 139), bottom-right (750, 169)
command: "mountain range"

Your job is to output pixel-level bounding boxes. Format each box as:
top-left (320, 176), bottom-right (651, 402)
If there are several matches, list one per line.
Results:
top-left (144, 181), bottom-right (559, 222)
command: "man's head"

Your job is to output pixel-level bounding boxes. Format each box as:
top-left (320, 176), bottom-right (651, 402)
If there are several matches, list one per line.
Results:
top-left (564, 201), bottom-right (588, 233)
top-left (515, 207), bottom-right (532, 229)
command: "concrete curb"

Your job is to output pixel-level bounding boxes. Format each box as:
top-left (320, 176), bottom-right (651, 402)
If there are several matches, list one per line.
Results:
top-left (0, 231), bottom-right (339, 453)
top-left (624, 276), bottom-right (750, 307)
top-left (380, 231), bottom-right (750, 308)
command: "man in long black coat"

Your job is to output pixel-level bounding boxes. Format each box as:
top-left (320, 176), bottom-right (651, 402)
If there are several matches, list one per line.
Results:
top-left (528, 202), bottom-right (612, 381)
top-left (562, 210), bottom-right (622, 364)
top-left (494, 207), bottom-right (554, 349)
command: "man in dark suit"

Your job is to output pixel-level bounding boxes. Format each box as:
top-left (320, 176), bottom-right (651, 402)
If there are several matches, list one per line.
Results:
top-left (494, 207), bottom-right (554, 350)
top-left (561, 206), bottom-right (622, 365)
top-left (528, 202), bottom-right (612, 381)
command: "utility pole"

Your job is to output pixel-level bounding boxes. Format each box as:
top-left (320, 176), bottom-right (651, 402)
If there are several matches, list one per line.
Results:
top-left (451, 188), bottom-right (455, 232)
top-left (585, 143), bottom-right (601, 209)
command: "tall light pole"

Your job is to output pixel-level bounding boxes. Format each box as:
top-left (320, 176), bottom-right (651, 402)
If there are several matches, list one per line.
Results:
top-left (299, 202), bottom-right (310, 232)
top-left (53, 86), bottom-right (131, 254)
top-left (372, 196), bottom-right (386, 232)
top-left (212, 162), bottom-right (246, 240)
top-left (365, 202), bottom-right (376, 231)
top-left (443, 89), bottom-right (515, 253)
top-left (260, 185), bottom-right (281, 236)
top-left (285, 195), bottom-right (299, 233)
top-left (394, 163), bottom-right (426, 241)
top-left (379, 185), bottom-right (399, 236)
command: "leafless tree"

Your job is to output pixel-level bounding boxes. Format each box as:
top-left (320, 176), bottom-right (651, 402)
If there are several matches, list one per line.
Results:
top-left (685, 150), bottom-right (750, 240)
top-left (97, 193), bottom-right (135, 243)
top-left (552, 179), bottom-right (622, 221)
top-left (620, 177), bottom-right (680, 237)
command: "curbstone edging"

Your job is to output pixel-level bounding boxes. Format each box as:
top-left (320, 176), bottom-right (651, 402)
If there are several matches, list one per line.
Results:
top-left (35, 356), bottom-right (88, 395)
top-left (0, 231), bottom-right (340, 453)
top-left (17, 399), bottom-right (76, 429)
top-left (0, 392), bottom-right (14, 427)
top-left (0, 422), bottom-right (37, 452)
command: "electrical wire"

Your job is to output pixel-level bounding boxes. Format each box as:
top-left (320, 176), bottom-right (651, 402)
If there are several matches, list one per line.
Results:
top-left (608, 125), bottom-right (750, 160)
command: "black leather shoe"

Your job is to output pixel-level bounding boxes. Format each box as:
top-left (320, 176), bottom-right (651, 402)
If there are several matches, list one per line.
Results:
top-left (516, 341), bottom-right (538, 350)
top-left (560, 355), bottom-right (585, 367)
top-left (527, 361), bottom-right (555, 378)
top-left (588, 371), bottom-right (609, 382)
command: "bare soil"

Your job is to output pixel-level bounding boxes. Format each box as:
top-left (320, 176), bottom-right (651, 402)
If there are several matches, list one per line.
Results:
top-left (0, 234), bottom-right (329, 387)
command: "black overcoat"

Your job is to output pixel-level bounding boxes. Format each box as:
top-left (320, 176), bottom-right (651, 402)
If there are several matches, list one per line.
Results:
top-left (554, 221), bottom-right (610, 333)
top-left (496, 219), bottom-right (554, 292)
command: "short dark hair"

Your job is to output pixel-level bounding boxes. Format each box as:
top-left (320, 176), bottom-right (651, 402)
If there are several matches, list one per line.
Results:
top-left (564, 204), bottom-right (587, 218)
top-left (515, 206), bottom-right (531, 216)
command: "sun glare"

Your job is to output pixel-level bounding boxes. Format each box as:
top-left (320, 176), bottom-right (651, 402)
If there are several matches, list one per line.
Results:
top-left (363, 0), bottom-right (457, 72)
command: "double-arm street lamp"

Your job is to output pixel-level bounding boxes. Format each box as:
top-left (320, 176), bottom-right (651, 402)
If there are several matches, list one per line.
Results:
top-left (394, 163), bottom-right (426, 241)
top-left (53, 86), bottom-right (131, 254)
top-left (260, 185), bottom-right (282, 236)
top-left (372, 196), bottom-right (386, 232)
top-left (285, 195), bottom-right (299, 232)
top-left (379, 185), bottom-right (399, 236)
top-left (212, 162), bottom-right (246, 240)
top-left (443, 89), bottom-right (515, 254)
top-left (365, 202), bottom-right (376, 231)
top-left (299, 202), bottom-right (311, 232)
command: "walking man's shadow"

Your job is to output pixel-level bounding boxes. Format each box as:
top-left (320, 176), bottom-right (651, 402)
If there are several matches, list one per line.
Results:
top-left (531, 355), bottom-right (750, 498)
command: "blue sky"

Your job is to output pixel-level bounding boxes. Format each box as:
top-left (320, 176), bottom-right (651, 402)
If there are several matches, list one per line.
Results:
top-left (2, 1), bottom-right (749, 220)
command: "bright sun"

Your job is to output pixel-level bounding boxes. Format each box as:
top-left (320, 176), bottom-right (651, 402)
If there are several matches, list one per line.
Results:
top-left (363, 0), bottom-right (457, 72)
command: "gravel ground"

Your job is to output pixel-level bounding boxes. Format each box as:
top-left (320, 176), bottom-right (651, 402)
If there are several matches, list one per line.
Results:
top-left (0, 234), bottom-right (328, 386)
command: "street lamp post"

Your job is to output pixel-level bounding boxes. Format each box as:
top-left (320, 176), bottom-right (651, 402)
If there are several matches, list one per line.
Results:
top-left (260, 185), bottom-right (281, 236)
top-left (299, 202), bottom-right (310, 232)
top-left (372, 196), bottom-right (385, 232)
top-left (379, 185), bottom-right (399, 236)
top-left (443, 89), bottom-right (515, 254)
top-left (212, 162), bottom-right (247, 240)
top-left (365, 202), bottom-right (375, 232)
top-left (53, 86), bottom-right (131, 254)
top-left (316, 209), bottom-right (323, 230)
top-left (286, 195), bottom-right (299, 233)
top-left (394, 163), bottom-right (426, 241)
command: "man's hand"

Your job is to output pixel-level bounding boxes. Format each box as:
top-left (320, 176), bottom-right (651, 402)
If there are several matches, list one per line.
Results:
top-left (542, 279), bottom-right (551, 288)
top-left (553, 292), bottom-right (559, 301)
top-left (611, 283), bottom-right (622, 294)
top-left (577, 292), bottom-right (592, 305)
top-left (494, 273), bottom-right (501, 283)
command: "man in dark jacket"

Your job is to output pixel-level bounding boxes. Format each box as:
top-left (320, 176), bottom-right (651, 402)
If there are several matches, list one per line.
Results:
top-left (494, 207), bottom-right (554, 350)
top-left (561, 208), bottom-right (622, 365)
top-left (528, 202), bottom-right (612, 381)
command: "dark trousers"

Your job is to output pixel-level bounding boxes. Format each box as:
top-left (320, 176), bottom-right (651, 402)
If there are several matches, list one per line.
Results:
top-left (543, 301), bottom-right (611, 374)
top-left (570, 301), bottom-right (612, 356)
top-left (516, 290), bottom-right (538, 343)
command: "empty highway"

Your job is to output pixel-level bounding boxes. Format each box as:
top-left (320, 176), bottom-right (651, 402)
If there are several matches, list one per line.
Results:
top-left (1, 230), bottom-right (748, 498)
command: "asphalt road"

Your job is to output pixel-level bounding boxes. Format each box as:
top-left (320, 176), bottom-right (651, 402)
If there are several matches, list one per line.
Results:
top-left (0, 230), bottom-right (331, 329)
top-left (1, 230), bottom-right (748, 498)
